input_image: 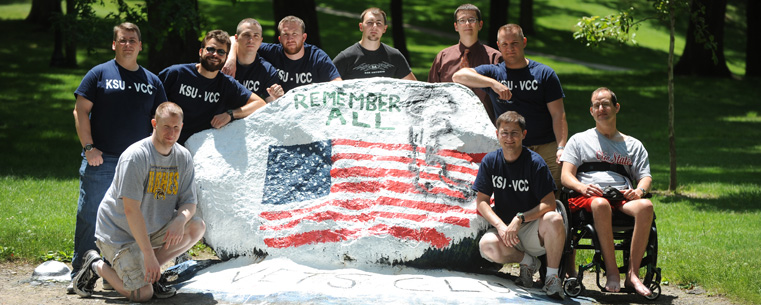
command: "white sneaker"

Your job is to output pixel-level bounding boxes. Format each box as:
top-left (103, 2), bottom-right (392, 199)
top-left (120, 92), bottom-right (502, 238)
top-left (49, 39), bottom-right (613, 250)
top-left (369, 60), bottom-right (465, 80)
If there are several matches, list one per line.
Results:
top-left (543, 274), bottom-right (565, 300)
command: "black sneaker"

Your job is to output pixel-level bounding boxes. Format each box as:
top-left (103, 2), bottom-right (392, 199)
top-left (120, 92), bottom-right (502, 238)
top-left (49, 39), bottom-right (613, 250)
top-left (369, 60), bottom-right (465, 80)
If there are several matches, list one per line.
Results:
top-left (152, 281), bottom-right (176, 299)
top-left (72, 250), bottom-right (101, 297)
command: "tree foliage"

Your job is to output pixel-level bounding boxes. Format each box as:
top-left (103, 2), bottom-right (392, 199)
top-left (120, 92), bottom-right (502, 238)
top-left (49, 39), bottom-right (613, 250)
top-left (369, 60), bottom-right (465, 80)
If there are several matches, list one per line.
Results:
top-left (572, 0), bottom-right (707, 192)
top-left (573, 8), bottom-right (638, 46)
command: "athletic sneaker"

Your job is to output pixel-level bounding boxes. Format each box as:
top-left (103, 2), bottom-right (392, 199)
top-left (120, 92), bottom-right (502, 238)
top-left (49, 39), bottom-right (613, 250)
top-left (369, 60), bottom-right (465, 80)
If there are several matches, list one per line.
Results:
top-left (152, 281), bottom-right (176, 299)
top-left (66, 282), bottom-right (75, 294)
top-left (543, 274), bottom-right (565, 300)
top-left (515, 255), bottom-right (540, 288)
top-left (72, 250), bottom-right (102, 297)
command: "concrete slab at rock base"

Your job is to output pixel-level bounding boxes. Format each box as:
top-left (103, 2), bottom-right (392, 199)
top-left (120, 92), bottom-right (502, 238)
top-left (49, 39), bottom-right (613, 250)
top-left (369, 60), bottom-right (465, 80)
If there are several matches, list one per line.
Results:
top-left (178, 257), bottom-right (597, 304)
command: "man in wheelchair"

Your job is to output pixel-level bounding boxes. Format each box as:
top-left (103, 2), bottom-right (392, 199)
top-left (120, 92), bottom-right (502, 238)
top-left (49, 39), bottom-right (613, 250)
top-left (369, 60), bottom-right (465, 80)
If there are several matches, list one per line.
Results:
top-left (560, 87), bottom-right (654, 297)
top-left (473, 111), bottom-right (566, 300)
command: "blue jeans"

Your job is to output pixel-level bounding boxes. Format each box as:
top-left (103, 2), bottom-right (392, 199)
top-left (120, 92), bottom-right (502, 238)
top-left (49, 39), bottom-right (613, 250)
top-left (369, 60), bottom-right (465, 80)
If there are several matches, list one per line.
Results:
top-left (71, 154), bottom-right (118, 277)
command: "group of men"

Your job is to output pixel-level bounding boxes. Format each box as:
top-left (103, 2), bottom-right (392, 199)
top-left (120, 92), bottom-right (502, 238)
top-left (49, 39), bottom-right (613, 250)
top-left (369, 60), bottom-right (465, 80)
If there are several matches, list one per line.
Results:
top-left (69, 3), bottom-right (654, 302)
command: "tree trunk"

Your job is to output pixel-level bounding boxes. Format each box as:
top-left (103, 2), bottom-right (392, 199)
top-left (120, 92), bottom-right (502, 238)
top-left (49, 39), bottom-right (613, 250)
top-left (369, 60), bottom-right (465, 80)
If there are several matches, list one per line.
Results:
top-left (26, 0), bottom-right (61, 29)
top-left (668, 5), bottom-right (677, 192)
top-left (488, 0), bottom-right (509, 49)
top-left (519, 0), bottom-right (535, 36)
top-left (145, 0), bottom-right (201, 73)
top-left (50, 22), bottom-right (67, 67)
top-left (747, 0), bottom-right (761, 77)
top-left (673, 0), bottom-right (731, 77)
top-left (272, 0), bottom-right (322, 48)
top-left (63, 0), bottom-right (77, 67)
top-left (390, 0), bottom-right (411, 66)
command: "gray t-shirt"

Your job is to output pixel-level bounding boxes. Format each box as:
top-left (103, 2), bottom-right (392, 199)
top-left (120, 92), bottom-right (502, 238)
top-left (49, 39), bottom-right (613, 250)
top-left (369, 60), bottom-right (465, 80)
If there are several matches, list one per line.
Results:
top-left (560, 128), bottom-right (650, 190)
top-left (95, 137), bottom-right (197, 247)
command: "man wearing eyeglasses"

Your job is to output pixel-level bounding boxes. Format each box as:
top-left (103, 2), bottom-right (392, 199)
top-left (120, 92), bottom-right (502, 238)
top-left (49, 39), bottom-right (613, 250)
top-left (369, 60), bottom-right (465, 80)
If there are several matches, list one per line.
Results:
top-left (332, 7), bottom-right (416, 80)
top-left (224, 18), bottom-right (284, 103)
top-left (224, 16), bottom-right (341, 94)
top-left (453, 24), bottom-right (567, 195)
top-left (70, 22), bottom-right (168, 294)
top-left (428, 3), bottom-right (502, 125)
top-left (560, 87), bottom-right (653, 297)
top-left (159, 30), bottom-right (267, 145)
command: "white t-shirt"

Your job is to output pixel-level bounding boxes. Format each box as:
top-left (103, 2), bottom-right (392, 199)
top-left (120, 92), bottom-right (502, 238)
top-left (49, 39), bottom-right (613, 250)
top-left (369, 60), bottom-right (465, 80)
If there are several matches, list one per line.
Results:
top-left (560, 128), bottom-right (650, 190)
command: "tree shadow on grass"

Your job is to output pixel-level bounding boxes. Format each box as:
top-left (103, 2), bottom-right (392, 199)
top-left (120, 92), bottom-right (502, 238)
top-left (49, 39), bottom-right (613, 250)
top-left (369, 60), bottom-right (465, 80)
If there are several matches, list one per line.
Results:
top-left (658, 190), bottom-right (761, 213)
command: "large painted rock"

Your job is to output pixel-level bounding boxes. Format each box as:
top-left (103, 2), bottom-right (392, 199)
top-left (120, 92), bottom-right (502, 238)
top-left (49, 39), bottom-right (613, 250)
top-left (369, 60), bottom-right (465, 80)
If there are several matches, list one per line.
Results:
top-left (185, 79), bottom-right (499, 268)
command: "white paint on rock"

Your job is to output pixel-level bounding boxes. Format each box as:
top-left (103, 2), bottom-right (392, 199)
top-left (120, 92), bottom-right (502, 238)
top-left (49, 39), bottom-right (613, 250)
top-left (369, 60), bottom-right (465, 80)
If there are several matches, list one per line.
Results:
top-left (178, 257), bottom-right (596, 304)
top-left (31, 261), bottom-right (71, 282)
top-left (186, 79), bottom-right (499, 266)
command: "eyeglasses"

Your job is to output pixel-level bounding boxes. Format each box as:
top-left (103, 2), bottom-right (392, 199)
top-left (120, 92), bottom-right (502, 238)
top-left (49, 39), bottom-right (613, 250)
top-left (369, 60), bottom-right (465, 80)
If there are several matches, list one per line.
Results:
top-left (205, 46), bottom-right (227, 56)
top-left (457, 18), bottom-right (478, 24)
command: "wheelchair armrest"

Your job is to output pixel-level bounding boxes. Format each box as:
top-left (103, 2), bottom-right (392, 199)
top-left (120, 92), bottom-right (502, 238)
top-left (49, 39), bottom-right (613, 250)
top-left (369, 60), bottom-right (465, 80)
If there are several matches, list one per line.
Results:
top-left (561, 186), bottom-right (652, 199)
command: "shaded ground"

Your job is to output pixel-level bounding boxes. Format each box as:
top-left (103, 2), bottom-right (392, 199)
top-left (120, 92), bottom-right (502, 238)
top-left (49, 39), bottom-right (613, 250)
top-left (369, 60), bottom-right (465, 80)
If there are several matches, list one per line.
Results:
top-left (0, 257), bottom-right (735, 305)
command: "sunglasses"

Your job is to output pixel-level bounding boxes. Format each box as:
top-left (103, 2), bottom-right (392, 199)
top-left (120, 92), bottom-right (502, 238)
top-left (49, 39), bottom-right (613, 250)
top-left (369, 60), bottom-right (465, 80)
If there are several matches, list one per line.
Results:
top-left (205, 46), bottom-right (227, 56)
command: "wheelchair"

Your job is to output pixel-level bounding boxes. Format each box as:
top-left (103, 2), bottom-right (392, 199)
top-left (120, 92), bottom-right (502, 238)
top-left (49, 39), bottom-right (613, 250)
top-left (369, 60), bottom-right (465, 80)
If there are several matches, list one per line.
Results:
top-left (557, 187), bottom-right (662, 300)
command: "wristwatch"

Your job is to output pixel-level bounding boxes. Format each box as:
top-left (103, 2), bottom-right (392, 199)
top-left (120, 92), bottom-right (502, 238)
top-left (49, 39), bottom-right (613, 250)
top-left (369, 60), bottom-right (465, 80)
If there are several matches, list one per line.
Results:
top-left (638, 187), bottom-right (648, 196)
top-left (516, 212), bottom-right (525, 224)
top-left (226, 109), bottom-right (235, 121)
top-left (84, 144), bottom-right (94, 152)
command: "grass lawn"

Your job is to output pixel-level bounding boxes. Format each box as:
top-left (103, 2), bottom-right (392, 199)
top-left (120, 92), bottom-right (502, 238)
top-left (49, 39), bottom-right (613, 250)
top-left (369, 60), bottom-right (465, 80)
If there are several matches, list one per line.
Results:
top-left (1, 0), bottom-right (759, 303)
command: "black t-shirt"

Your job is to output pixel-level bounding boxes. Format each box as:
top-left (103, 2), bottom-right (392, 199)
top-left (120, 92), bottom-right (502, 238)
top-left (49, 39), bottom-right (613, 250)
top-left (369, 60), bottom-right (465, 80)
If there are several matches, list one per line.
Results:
top-left (332, 43), bottom-right (412, 80)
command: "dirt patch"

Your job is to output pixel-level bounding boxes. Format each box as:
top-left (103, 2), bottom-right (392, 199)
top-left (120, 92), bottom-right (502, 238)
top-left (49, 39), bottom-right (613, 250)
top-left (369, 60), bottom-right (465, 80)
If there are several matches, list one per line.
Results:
top-left (0, 258), bottom-right (736, 305)
top-left (498, 264), bottom-right (735, 305)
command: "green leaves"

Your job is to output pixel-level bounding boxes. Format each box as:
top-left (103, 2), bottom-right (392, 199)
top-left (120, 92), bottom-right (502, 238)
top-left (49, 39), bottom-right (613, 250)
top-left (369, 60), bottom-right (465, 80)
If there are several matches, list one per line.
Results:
top-left (573, 8), bottom-right (638, 47)
top-left (38, 250), bottom-right (74, 263)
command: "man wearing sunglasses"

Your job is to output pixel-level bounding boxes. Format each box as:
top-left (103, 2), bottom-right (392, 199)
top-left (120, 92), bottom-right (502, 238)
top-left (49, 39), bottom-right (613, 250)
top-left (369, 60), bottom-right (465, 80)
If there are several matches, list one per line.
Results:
top-left (453, 24), bottom-right (567, 195)
top-left (224, 16), bottom-right (342, 94)
top-left (159, 30), bottom-right (267, 145)
top-left (428, 3), bottom-right (502, 125)
top-left (332, 7), bottom-right (416, 80)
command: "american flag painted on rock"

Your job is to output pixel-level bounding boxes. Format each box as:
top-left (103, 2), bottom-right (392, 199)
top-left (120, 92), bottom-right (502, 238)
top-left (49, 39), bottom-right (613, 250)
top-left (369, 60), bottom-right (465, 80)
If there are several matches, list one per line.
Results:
top-left (259, 138), bottom-right (486, 249)
top-left (186, 79), bottom-right (499, 265)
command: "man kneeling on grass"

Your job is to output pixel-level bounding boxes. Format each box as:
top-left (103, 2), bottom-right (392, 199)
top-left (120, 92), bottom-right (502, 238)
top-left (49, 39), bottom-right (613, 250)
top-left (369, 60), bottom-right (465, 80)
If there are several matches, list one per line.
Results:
top-left (72, 102), bottom-right (206, 302)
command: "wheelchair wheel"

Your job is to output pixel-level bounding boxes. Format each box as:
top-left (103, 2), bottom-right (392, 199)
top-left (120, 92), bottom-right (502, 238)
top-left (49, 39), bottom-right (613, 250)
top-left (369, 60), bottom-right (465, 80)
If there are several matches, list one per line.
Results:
top-left (563, 277), bottom-right (584, 297)
top-left (645, 282), bottom-right (661, 300)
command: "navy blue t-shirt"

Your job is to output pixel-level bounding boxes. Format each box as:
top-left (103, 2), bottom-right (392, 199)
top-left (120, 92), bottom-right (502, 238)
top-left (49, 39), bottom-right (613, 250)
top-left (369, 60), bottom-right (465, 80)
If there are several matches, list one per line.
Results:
top-left (474, 60), bottom-right (565, 146)
top-left (75, 59), bottom-right (168, 155)
top-left (258, 42), bottom-right (341, 93)
top-left (472, 147), bottom-right (556, 223)
top-left (235, 55), bottom-right (279, 100)
top-left (159, 63), bottom-right (252, 144)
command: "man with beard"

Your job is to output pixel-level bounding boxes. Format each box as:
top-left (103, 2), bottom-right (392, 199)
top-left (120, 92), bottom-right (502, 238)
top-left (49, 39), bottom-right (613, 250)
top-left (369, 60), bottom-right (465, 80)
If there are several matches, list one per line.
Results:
top-left (332, 7), bottom-right (416, 80)
top-left (159, 30), bottom-right (266, 145)
top-left (224, 16), bottom-right (341, 93)
top-left (223, 18), bottom-right (284, 103)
